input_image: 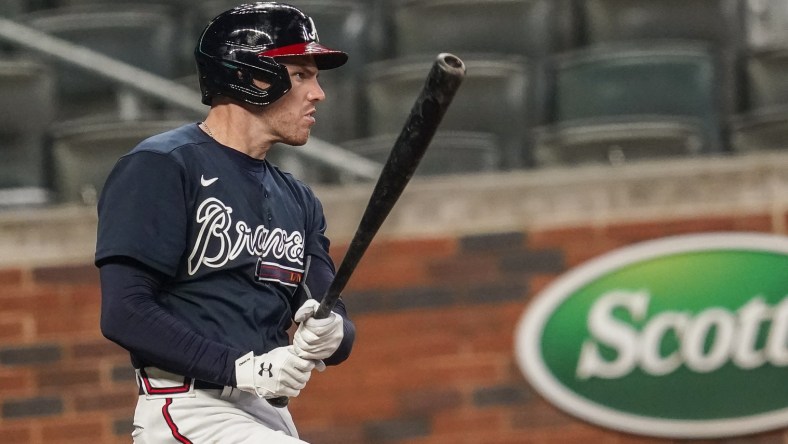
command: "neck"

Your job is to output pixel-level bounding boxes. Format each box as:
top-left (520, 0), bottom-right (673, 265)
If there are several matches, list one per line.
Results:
top-left (202, 102), bottom-right (274, 159)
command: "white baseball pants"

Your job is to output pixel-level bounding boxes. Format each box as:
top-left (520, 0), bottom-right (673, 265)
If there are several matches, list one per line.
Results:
top-left (132, 367), bottom-right (307, 443)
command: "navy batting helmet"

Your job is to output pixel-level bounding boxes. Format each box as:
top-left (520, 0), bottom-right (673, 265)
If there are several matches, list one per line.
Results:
top-left (194, 2), bottom-right (348, 106)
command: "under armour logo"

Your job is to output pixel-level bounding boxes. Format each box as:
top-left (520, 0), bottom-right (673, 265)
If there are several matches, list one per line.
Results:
top-left (259, 362), bottom-right (273, 378)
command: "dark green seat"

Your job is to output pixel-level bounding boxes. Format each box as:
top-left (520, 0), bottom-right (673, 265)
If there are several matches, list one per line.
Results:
top-left (533, 118), bottom-right (707, 167)
top-left (0, 58), bottom-right (55, 207)
top-left (394, 0), bottom-right (577, 59)
top-left (362, 54), bottom-right (536, 168)
top-left (22, 4), bottom-right (179, 119)
top-left (49, 120), bottom-right (188, 204)
top-left (745, 47), bottom-right (788, 109)
top-left (581, 0), bottom-right (743, 50)
top-left (730, 46), bottom-right (788, 153)
top-left (533, 42), bottom-right (725, 166)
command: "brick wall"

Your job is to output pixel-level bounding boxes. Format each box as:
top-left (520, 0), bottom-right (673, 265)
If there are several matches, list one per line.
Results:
top-left (0, 265), bottom-right (136, 443)
top-left (1, 153), bottom-right (787, 443)
top-left (292, 215), bottom-right (788, 444)
top-left (1, 215), bottom-right (786, 443)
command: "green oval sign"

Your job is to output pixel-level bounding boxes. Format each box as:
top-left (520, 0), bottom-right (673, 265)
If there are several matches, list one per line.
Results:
top-left (515, 233), bottom-right (788, 438)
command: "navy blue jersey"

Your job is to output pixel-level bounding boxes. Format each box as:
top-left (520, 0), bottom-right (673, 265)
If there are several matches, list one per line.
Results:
top-left (96, 123), bottom-right (333, 358)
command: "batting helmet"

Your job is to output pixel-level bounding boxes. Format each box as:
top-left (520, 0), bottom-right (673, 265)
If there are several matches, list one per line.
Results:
top-left (194, 2), bottom-right (348, 106)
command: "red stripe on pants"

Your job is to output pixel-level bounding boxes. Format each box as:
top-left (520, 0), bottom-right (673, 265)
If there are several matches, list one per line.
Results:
top-left (162, 398), bottom-right (193, 444)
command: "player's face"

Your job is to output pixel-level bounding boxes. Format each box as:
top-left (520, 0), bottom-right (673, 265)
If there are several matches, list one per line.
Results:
top-left (253, 56), bottom-right (325, 146)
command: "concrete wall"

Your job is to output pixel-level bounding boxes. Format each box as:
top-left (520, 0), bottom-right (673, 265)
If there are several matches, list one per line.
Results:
top-left (0, 151), bottom-right (787, 443)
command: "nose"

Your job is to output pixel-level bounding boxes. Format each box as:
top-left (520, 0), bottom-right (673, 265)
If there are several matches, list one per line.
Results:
top-left (307, 79), bottom-right (326, 102)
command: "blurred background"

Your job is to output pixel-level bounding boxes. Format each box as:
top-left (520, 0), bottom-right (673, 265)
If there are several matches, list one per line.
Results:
top-left (0, 0), bottom-right (787, 443)
top-left (0, 0), bottom-right (787, 200)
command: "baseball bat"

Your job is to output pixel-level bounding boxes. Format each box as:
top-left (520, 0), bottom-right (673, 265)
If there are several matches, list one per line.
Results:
top-left (268, 53), bottom-right (466, 408)
top-left (316, 52), bottom-right (466, 319)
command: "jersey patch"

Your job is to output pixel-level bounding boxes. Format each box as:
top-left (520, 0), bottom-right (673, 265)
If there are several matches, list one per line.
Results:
top-left (255, 259), bottom-right (304, 287)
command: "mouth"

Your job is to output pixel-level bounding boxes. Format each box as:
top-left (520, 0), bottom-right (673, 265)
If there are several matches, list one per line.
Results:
top-left (305, 109), bottom-right (316, 125)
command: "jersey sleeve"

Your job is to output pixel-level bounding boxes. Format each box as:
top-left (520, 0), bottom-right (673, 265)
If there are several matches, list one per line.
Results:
top-left (95, 150), bottom-right (188, 276)
top-left (99, 259), bottom-right (245, 385)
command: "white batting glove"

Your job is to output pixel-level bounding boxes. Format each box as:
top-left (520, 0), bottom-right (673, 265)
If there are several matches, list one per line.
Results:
top-left (234, 346), bottom-right (316, 398)
top-left (293, 299), bottom-right (344, 362)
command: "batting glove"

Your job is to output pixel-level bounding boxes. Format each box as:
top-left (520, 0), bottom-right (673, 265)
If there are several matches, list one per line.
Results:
top-left (293, 299), bottom-right (344, 362)
top-left (234, 346), bottom-right (316, 398)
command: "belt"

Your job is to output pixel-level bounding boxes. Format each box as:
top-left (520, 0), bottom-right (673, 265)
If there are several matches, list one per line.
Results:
top-left (136, 367), bottom-right (226, 395)
top-left (195, 380), bottom-right (225, 390)
top-left (137, 379), bottom-right (224, 395)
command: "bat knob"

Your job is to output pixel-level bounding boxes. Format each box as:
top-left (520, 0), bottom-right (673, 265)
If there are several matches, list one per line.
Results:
top-left (267, 396), bottom-right (289, 408)
top-left (436, 53), bottom-right (466, 75)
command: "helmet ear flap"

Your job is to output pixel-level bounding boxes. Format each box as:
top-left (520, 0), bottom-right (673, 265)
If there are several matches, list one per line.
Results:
top-left (196, 54), bottom-right (292, 107)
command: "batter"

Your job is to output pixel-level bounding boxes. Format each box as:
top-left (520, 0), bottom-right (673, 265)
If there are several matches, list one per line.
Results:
top-left (95, 3), bottom-right (356, 442)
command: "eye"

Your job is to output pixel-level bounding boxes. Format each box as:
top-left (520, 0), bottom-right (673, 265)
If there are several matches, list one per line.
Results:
top-left (292, 68), bottom-right (318, 81)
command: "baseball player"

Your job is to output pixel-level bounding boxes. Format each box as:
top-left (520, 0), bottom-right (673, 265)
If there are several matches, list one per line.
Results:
top-left (95, 3), bottom-right (355, 443)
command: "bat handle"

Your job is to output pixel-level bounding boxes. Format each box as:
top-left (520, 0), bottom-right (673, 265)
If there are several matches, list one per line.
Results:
top-left (267, 396), bottom-right (290, 408)
top-left (314, 291), bottom-right (337, 319)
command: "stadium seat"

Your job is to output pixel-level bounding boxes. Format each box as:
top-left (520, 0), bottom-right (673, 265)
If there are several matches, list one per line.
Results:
top-left (362, 55), bottom-right (537, 168)
top-left (21, 4), bottom-right (179, 120)
top-left (393, 0), bottom-right (577, 59)
top-left (0, 0), bottom-right (24, 16)
top-left (579, 0), bottom-right (745, 51)
top-left (551, 43), bottom-right (719, 120)
top-left (744, 0), bottom-right (788, 51)
top-left (341, 131), bottom-right (502, 176)
top-left (743, 46), bottom-right (788, 109)
top-left (49, 120), bottom-right (188, 204)
top-left (732, 43), bottom-right (788, 153)
top-left (730, 106), bottom-right (788, 152)
top-left (0, 0), bottom-right (54, 16)
top-left (534, 42), bottom-right (725, 164)
top-left (532, 118), bottom-right (707, 167)
top-left (579, 0), bottom-right (744, 116)
top-left (0, 58), bottom-right (56, 207)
